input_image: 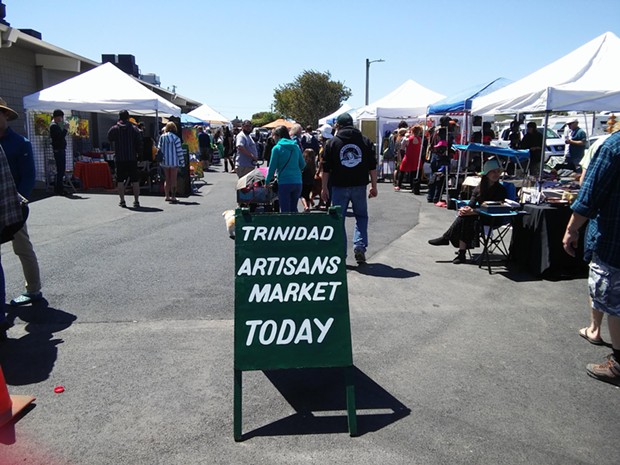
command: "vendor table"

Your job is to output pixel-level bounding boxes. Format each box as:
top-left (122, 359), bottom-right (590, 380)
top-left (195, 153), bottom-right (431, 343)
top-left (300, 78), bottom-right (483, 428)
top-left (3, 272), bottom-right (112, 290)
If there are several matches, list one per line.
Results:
top-left (73, 162), bottom-right (113, 190)
top-left (510, 204), bottom-right (587, 277)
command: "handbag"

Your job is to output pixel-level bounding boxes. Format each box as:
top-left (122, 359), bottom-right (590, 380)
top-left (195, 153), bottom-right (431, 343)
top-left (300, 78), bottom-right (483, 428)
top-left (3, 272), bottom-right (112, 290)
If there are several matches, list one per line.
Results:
top-left (1, 197), bottom-right (29, 244)
top-left (269, 152), bottom-right (293, 194)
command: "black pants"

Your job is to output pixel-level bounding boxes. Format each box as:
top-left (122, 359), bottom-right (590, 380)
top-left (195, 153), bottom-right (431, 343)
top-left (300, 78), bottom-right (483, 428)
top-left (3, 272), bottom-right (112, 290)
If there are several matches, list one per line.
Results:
top-left (53, 149), bottom-right (66, 193)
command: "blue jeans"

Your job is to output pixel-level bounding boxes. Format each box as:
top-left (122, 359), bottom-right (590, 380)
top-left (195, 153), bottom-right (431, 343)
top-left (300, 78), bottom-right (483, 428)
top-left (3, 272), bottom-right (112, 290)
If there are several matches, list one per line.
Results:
top-left (331, 185), bottom-right (369, 253)
top-left (278, 183), bottom-right (302, 212)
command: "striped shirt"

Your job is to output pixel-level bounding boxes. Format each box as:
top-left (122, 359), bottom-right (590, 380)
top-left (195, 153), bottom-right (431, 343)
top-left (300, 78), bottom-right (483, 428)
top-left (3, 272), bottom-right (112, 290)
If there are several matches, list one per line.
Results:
top-left (572, 131), bottom-right (620, 267)
top-left (107, 120), bottom-right (142, 161)
top-left (157, 132), bottom-right (185, 167)
top-left (0, 145), bottom-right (23, 232)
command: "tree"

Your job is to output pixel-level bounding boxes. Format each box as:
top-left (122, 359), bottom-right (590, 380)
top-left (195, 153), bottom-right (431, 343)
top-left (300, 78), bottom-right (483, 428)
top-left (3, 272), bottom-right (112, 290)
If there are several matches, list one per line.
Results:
top-left (273, 70), bottom-right (352, 128)
top-left (251, 111), bottom-right (283, 128)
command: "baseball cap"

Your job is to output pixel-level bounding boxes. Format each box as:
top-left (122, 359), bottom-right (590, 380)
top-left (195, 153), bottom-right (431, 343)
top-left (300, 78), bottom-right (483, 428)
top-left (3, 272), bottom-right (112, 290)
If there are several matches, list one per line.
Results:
top-left (336, 113), bottom-right (354, 127)
top-left (567, 118), bottom-right (579, 124)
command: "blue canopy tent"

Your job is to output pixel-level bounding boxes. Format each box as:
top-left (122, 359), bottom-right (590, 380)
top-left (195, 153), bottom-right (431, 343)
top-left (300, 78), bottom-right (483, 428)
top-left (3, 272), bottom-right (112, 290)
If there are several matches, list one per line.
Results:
top-left (427, 78), bottom-right (512, 114)
top-left (453, 143), bottom-right (530, 174)
top-left (426, 78), bottom-right (512, 201)
top-left (180, 113), bottom-right (208, 126)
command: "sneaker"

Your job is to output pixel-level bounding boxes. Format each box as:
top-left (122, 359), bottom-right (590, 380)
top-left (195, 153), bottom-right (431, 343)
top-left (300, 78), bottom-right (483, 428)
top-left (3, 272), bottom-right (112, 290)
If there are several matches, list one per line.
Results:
top-left (394, 186), bottom-right (400, 191)
top-left (133, 200), bottom-right (141, 208)
top-left (428, 236), bottom-right (449, 246)
top-left (10, 292), bottom-right (43, 306)
top-left (119, 200), bottom-right (127, 208)
top-left (354, 249), bottom-right (366, 264)
top-left (586, 354), bottom-right (620, 385)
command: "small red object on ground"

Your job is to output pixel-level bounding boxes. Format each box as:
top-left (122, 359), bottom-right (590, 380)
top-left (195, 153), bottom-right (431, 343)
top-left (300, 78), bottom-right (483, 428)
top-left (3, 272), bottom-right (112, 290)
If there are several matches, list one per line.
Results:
top-left (54, 386), bottom-right (65, 394)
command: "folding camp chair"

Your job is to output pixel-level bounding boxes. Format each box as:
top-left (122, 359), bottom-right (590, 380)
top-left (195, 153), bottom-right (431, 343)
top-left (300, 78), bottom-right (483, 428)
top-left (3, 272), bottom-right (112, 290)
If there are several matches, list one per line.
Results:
top-left (477, 210), bottom-right (519, 274)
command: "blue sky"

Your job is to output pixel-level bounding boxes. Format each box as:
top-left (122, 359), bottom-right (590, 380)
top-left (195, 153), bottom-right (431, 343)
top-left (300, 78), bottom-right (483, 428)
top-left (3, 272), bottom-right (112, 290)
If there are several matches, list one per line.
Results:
top-left (6, 0), bottom-right (620, 120)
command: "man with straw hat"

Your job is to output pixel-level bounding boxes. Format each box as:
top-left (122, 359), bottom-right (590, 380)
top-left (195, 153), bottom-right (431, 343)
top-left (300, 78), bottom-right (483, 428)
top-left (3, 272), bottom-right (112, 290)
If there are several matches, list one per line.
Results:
top-left (0, 97), bottom-right (43, 306)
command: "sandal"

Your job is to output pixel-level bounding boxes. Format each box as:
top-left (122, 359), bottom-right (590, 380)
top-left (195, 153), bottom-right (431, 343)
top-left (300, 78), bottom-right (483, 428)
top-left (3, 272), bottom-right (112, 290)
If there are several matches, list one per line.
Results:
top-left (579, 327), bottom-right (605, 346)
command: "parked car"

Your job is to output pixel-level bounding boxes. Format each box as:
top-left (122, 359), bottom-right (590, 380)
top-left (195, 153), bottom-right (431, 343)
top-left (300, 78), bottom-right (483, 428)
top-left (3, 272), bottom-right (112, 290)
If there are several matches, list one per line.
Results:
top-left (493, 126), bottom-right (565, 160)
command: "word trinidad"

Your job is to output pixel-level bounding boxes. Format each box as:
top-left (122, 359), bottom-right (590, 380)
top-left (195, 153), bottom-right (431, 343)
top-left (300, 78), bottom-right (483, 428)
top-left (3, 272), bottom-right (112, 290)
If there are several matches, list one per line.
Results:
top-left (237, 256), bottom-right (341, 277)
top-left (245, 318), bottom-right (334, 346)
top-left (240, 225), bottom-right (334, 242)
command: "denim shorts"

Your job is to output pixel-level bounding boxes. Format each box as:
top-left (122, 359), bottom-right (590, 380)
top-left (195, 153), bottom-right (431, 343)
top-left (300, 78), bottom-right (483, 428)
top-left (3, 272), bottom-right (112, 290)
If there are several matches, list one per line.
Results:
top-left (589, 255), bottom-right (620, 317)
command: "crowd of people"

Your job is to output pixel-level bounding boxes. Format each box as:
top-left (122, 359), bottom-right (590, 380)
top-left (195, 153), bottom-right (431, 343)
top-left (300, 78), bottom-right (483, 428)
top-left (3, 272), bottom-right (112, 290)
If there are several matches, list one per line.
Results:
top-left (1, 95), bottom-right (619, 386)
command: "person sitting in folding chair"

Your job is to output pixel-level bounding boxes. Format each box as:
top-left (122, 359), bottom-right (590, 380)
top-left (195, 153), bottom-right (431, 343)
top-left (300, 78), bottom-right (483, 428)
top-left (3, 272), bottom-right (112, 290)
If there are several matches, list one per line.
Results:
top-left (428, 158), bottom-right (506, 264)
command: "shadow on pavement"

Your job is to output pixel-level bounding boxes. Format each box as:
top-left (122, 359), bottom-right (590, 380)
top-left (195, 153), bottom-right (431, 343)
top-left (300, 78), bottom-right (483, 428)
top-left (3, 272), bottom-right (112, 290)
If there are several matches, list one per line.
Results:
top-left (128, 206), bottom-right (164, 213)
top-left (349, 263), bottom-right (420, 279)
top-left (173, 200), bottom-right (200, 206)
top-left (0, 299), bottom-right (77, 386)
top-left (243, 366), bottom-right (410, 439)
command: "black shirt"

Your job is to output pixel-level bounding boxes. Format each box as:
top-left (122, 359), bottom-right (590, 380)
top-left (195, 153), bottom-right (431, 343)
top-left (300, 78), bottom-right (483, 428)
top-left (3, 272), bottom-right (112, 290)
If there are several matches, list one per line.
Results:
top-left (468, 181), bottom-right (507, 207)
top-left (323, 127), bottom-right (376, 187)
top-left (519, 130), bottom-right (543, 162)
top-left (50, 121), bottom-right (67, 150)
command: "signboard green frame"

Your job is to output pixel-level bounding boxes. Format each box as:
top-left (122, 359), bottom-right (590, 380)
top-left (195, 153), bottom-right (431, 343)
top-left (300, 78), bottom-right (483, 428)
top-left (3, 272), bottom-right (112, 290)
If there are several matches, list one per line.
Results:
top-left (233, 207), bottom-right (357, 440)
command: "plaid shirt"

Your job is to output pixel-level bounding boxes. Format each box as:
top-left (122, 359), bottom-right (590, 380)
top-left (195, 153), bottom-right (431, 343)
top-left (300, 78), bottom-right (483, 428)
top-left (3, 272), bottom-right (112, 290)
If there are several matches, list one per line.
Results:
top-left (0, 145), bottom-right (23, 232)
top-left (572, 131), bottom-right (620, 267)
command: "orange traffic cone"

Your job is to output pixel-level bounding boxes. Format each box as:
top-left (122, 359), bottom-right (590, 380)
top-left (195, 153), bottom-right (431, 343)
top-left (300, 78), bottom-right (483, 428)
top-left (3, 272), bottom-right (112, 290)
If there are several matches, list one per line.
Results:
top-left (0, 365), bottom-right (35, 428)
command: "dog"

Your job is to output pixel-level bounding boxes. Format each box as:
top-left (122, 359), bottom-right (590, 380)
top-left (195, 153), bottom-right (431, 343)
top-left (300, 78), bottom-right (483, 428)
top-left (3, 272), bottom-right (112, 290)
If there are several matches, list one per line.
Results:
top-left (222, 210), bottom-right (236, 239)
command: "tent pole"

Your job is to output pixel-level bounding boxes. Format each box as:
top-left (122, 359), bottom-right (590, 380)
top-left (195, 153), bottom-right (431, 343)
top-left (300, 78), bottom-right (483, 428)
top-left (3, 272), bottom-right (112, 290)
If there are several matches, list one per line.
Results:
top-left (538, 111), bottom-right (550, 182)
top-left (415, 115), bottom-right (427, 181)
top-left (582, 111), bottom-right (590, 137)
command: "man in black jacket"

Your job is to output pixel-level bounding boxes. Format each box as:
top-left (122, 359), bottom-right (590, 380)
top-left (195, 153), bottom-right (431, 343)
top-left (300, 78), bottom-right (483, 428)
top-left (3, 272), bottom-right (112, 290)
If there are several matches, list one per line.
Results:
top-left (49, 109), bottom-right (68, 195)
top-left (321, 113), bottom-right (377, 263)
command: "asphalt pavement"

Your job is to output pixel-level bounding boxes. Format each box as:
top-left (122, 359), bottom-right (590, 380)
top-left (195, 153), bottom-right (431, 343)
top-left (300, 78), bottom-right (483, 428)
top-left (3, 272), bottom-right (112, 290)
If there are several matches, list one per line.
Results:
top-left (0, 165), bottom-right (617, 465)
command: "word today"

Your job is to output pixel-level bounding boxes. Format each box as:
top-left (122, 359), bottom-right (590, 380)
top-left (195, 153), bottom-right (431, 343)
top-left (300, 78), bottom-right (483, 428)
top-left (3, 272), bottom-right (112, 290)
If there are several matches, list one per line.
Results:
top-left (245, 318), bottom-right (334, 346)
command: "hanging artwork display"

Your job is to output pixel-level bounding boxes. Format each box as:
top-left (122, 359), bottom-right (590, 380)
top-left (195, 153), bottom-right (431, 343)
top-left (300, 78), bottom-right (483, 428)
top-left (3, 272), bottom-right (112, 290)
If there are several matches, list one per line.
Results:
top-left (34, 113), bottom-right (51, 136)
top-left (182, 127), bottom-right (199, 154)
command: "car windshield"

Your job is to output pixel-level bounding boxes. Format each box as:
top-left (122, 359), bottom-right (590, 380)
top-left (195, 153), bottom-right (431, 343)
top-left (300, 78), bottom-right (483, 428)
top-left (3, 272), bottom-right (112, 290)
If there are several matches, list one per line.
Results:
top-left (536, 127), bottom-right (561, 139)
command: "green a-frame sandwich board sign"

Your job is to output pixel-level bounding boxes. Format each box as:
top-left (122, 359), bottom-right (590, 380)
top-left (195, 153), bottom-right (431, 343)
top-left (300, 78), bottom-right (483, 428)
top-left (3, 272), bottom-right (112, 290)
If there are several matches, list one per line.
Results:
top-left (233, 207), bottom-right (357, 440)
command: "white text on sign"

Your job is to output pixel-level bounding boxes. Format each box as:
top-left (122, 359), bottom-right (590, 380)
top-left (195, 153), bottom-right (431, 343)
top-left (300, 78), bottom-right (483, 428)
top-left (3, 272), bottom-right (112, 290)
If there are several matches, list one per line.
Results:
top-left (241, 226), bottom-right (334, 242)
top-left (249, 281), bottom-right (343, 303)
top-left (245, 318), bottom-right (334, 346)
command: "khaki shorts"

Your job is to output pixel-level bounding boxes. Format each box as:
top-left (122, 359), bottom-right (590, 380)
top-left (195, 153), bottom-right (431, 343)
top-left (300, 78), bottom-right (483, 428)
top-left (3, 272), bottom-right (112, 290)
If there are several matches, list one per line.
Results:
top-left (589, 255), bottom-right (620, 317)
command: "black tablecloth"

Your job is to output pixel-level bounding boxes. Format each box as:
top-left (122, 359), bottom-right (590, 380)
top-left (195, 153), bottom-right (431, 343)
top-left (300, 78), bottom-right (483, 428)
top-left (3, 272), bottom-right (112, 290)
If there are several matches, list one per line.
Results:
top-left (511, 204), bottom-right (587, 277)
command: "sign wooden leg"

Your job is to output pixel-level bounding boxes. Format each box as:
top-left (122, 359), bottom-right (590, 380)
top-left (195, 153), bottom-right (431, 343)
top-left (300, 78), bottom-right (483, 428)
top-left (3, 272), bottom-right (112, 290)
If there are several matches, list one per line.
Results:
top-left (234, 369), bottom-right (243, 442)
top-left (345, 366), bottom-right (358, 437)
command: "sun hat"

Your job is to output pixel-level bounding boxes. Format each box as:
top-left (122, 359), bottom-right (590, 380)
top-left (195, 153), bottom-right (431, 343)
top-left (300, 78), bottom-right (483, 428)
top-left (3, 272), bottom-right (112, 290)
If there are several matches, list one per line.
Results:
top-left (336, 113), bottom-right (354, 127)
top-left (319, 124), bottom-right (333, 140)
top-left (481, 158), bottom-right (502, 175)
top-left (0, 97), bottom-right (18, 121)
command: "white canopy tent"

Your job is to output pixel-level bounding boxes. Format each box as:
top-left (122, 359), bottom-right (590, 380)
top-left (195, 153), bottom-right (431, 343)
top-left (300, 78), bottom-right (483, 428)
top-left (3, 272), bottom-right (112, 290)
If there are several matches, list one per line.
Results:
top-left (188, 103), bottom-right (230, 126)
top-left (354, 79), bottom-right (445, 121)
top-left (318, 102), bottom-right (353, 126)
top-left (23, 62), bottom-right (181, 116)
top-left (471, 31), bottom-right (620, 179)
top-left (472, 31), bottom-right (620, 115)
